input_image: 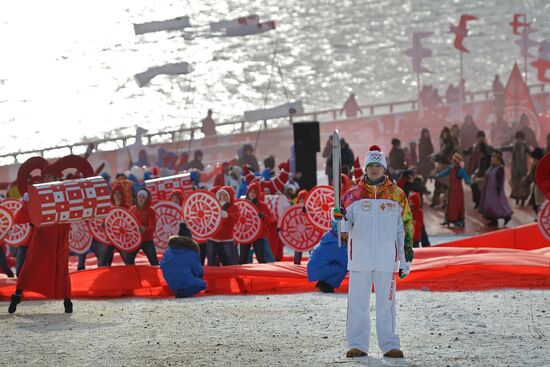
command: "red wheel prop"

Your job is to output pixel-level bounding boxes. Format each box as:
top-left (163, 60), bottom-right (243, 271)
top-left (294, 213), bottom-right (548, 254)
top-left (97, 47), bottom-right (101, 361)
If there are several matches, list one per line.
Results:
top-left (304, 185), bottom-right (335, 231)
top-left (104, 207), bottom-right (142, 252)
top-left (233, 199), bottom-right (262, 244)
top-left (278, 204), bottom-right (324, 252)
top-left (152, 201), bottom-right (182, 252)
top-left (0, 199), bottom-right (31, 247)
top-left (536, 152), bottom-right (550, 198)
top-left (0, 205), bottom-right (14, 242)
top-left (87, 217), bottom-right (110, 244)
top-left (182, 190), bottom-right (222, 241)
top-left (69, 221), bottom-right (93, 254)
top-left (537, 199), bottom-right (550, 241)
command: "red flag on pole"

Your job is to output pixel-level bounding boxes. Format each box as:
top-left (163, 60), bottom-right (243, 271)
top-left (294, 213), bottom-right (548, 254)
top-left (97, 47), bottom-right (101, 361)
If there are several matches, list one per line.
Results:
top-left (531, 41), bottom-right (550, 84)
top-left (503, 63), bottom-right (541, 144)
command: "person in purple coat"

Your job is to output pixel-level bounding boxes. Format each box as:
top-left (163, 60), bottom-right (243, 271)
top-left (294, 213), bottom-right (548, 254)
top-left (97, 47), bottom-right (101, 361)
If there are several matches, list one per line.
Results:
top-left (479, 151), bottom-right (513, 227)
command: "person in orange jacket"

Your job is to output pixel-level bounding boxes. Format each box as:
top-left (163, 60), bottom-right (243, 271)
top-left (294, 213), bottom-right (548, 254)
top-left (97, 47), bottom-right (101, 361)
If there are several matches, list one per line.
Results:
top-left (125, 188), bottom-right (158, 265)
top-left (238, 182), bottom-right (274, 264)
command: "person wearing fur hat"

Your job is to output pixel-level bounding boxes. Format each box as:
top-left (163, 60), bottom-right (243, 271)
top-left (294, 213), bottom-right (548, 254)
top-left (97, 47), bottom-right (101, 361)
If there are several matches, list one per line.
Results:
top-left (239, 182), bottom-right (274, 264)
top-left (125, 188), bottom-right (159, 266)
top-left (434, 153), bottom-right (472, 228)
top-left (307, 221), bottom-right (348, 293)
top-left (207, 186), bottom-right (240, 266)
top-left (334, 145), bottom-right (414, 359)
top-left (160, 223), bottom-right (206, 298)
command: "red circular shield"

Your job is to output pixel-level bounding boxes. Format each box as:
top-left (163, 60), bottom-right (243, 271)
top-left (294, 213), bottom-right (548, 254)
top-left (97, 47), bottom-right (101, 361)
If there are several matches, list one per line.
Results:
top-left (0, 199), bottom-right (32, 247)
top-left (233, 199), bottom-right (262, 244)
top-left (278, 204), bottom-right (324, 252)
top-left (537, 199), bottom-right (550, 241)
top-left (304, 185), bottom-right (335, 231)
top-left (0, 206), bottom-right (14, 242)
top-left (104, 207), bottom-right (142, 252)
top-left (152, 201), bottom-right (182, 253)
top-left (536, 152), bottom-right (550, 197)
top-left (69, 221), bottom-right (93, 254)
top-left (87, 217), bottom-right (110, 245)
top-left (182, 190), bottom-right (222, 241)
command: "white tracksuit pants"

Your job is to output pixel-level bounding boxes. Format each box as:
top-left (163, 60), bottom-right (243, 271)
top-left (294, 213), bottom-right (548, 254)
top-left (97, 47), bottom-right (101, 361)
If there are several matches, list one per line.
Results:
top-left (346, 270), bottom-right (400, 353)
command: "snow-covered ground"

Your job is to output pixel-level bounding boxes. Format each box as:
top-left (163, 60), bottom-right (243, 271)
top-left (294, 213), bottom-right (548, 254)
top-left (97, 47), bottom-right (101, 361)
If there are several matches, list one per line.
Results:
top-left (1, 290), bottom-right (549, 366)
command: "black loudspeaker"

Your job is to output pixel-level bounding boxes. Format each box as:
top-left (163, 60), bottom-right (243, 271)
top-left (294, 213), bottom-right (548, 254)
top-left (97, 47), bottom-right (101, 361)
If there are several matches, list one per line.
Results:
top-left (293, 121), bottom-right (320, 190)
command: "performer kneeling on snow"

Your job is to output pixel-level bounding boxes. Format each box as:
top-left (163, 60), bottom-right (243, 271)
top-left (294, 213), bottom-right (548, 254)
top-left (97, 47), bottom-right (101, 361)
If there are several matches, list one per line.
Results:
top-left (334, 145), bottom-right (414, 359)
top-left (307, 221), bottom-right (348, 293)
top-left (160, 223), bottom-right (206, 298)
top-left (126, 188), bottom-right (159, 266)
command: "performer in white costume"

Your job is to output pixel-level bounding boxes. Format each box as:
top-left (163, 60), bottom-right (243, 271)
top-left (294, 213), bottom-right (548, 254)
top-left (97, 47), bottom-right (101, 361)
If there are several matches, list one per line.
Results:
top-left (333, 145), bottom-right (414, 359)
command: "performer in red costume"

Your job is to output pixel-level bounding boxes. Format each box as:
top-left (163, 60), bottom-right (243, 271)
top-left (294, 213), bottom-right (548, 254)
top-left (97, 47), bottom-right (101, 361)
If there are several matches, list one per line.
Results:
top-left (95, 184), bottom-right (130, 267)
top-left (126, 188), bottom-right (159, 266)
top-left (238, 181), bottom-right (274, 264)
top-left (8, 155), bottom-right (94, 314)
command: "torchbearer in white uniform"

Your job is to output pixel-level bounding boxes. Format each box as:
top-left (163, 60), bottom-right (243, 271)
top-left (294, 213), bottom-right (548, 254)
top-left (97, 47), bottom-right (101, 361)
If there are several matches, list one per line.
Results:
top-left (333, 145), bottom-right (414, 359)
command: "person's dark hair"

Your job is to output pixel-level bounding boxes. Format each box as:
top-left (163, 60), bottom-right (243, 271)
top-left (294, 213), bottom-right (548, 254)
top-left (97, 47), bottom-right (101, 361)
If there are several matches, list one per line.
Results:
top-left (514, 131), bottom-right (525, 140)
top-left (440, 127), bottom-right (451, 139)
top-left (178, 222), bottom-right (193, 237)
top-left (391, 138), bottom-right (401, 147)
top-left (168, 236), bottom-right (200, 253)
top-left (420, 128), bottom-right (431, 139)
top-left (264, 155), bottom-right (275, 169)
top-left (476, 131), bottom-right (486, 138)
top-left (194, 150), bottom-right (203, 159)
top-left (243, 144), bottom-right (254, 153)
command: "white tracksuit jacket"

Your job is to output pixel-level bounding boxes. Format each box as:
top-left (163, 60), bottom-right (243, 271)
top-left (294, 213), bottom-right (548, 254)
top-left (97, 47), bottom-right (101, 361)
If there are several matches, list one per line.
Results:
top-left (341, 177), bottom-right (413, 272)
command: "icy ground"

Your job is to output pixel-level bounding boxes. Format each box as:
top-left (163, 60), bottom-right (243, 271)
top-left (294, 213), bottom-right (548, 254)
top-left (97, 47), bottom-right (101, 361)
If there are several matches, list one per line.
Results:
top-left (1, 290), bottom-right (549, 366)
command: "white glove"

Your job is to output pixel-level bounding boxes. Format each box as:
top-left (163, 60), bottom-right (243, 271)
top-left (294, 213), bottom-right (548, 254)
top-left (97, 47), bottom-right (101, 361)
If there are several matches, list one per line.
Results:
top-left (399, 262), bottom-right (411, 279)
top-left (220, 210), bottom-right (228, 218)
top-left (22, 193), bottom-right (29, 202)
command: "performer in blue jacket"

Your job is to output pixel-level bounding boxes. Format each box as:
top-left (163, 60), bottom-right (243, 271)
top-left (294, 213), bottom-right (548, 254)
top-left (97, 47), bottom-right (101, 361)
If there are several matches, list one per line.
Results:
top-left (160, 223), bottom-right (206, 298)
top-left (307, 222), bottom-right (348, 293)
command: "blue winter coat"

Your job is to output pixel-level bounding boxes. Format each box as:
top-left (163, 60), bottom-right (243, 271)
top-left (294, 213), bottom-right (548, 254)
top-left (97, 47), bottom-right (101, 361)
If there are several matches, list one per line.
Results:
top-left (160, 247), bottom-right (206, 298)
top-left (307, 231), bottom-right (348, 287)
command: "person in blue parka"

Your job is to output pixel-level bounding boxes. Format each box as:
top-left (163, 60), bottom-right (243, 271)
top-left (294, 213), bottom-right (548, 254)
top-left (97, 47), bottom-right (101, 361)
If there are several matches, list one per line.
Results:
top-left (160, 223), bottom-right (206, 298)
top-left (307, 222), bottom-right (348, 293)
